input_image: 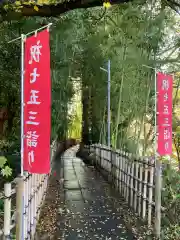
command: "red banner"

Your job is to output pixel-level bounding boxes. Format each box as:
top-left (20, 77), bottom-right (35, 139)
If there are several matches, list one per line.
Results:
top-left (24, 29), bottom-right (51, 174)
top-left (157, 72), bottom-right (173, 156)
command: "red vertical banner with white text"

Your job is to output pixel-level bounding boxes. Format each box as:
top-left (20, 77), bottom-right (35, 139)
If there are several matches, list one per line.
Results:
top-left (24, 29), bottom-right (51, 174)
top-left (157, 72), bottom-right (173, 156)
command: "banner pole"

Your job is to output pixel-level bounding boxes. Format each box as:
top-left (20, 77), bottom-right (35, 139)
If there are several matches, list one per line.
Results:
top-left (20, 34), bottom-right (25, 240)
top-left (142, 64), bottom-right (162, 237)
top-left (8, 23), bottom-right (52, 43)
top-left (154, 69), bottom-right (162, 239)
top-left (107, 59), bottom-right (111, 147)
top-left (154, 68), bottom-right (157, 167)
top-left (100, 60), bottom-right (111, 147)
top-left (20, 34), bottom-right (25, 177)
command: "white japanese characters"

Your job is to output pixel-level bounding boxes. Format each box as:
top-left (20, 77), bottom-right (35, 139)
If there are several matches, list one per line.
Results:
top-left (27, 90), bottom-right (41, 105)
top-left (30, 68), bottom-right (40, 83)
top-left (164, 142), bottom-right (169, 152)
top-left (162, 117), bottom-right (170, 127)
top-left (163, 93), bottom-right (168, 102)
top-left (163, 105), bottom-right (169, 115)
top-left (163, 128), bottom-right (170, 140)
top-left (26, 131), bottom-right (39, 147)
top-left (26, 39), bottom-right (42, 167)
top-left (28, 150), bottom-right (35, 168)
top-left (26, 111), bottom-right (39, 126)
top-left (29, 40), bottom-right (42, 64)
top-left (162, 79), bottom-right (169, 91)
top-left (160, 77), bottom-right (172, 153)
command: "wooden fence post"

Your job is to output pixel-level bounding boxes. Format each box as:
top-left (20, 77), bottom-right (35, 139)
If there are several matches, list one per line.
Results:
top-left (138, 159), bottom-right (143, 216)
top-left (4, 183), bottom-right (11, 239)
top-left (148, 158), bottom-right (154, 227)
top-left (126, 153), bottom-right (131, 203)
top-left (142, 158), bottom-right (148, 219)
top-left (130, 158), bottom-right (134, 207)
top-left (154, 159), bottom-right (162, 238)
top-left (16, 177), bottom-right (24, 240)
top-left (119, 151), bottom-right (123, 194)
top-left (134, 160), bottom-right (139, 212)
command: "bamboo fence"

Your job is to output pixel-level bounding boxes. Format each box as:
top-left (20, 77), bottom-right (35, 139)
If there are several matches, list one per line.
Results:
top-left (0, 141), bottom-right (56, 239)
top-left (88, 143), bottom-right (157, 226)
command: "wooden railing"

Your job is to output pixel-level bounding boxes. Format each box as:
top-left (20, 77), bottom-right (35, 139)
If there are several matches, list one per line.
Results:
top-left (87, 144), bottom-right (157, 227)
top-left (0, 141), bottom-right (56, 239)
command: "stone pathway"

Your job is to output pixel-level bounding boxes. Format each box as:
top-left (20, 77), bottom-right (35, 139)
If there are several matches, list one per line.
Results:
top-left (54, 147), bottom-right (134, 240)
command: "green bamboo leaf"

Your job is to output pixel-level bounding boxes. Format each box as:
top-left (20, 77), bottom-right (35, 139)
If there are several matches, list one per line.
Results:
top-left (1, 166), bottom-right (12, 177)
top-left (0, 156), bottom-right (7, 168)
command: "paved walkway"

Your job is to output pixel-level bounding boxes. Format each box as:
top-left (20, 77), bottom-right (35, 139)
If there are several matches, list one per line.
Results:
top-left (54, 147), bottom-right (134, 240)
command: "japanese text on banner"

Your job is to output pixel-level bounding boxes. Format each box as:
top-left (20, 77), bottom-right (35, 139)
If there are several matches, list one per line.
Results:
top-left (24, 29), bottom-right (51, 174)
top-left (157, 72), bottom-right (173, 156)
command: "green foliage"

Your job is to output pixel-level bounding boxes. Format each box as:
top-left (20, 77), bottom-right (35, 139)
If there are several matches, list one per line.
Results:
top-left (0, 1), bottom-right (179, 237)
top-left (162, 225), bottom-right (180, 240)
top-left (0, 156), bottom-right (7, 168)
top-left (1, 166), bottom-right (12, 177)
top-left (161, 165), bottom-right (180, 238)
top-left (0, 156), bottom-right (12, 178)
top-left (68, 98), bottom-right (82, 140)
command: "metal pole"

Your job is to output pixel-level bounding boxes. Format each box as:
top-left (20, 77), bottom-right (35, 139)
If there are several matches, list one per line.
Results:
top-left (154, 69), bottom-right (162, 239)
top-left (142, 65), bottom-right (162, 237)
top-left (20, 34), bottom-right (25, 240)
top-left (20, 34), bottom-right (25, 176)
top-left (100, 61), bottom-right (111, 146)
top-left (107, 60), bottom-right (111, 147)
top-left (8, 23), bottom-right (52, 43)
top-left (154, 68), bottom-right (157, 167)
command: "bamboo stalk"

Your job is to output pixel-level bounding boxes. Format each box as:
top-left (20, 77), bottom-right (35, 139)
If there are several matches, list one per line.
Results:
top-left (130, 160), bottom-right (134, 207)
top-left (148, 159), bottom-right (154, 226)
top-left (154, 159), bottom-right (162, 238)
top-left (126, 153), bottom-right (131, 202)
top-left (114, 45), bottom-right (127, 148)
top-left (134, 160), bottom-right (139, 212)
top-left (31, 174), bottom-right (35, 236)
top-left (4, 183), bottom-right (11, 239)
top-left (138, 161), bottom-right (143, 216)
top-left (115, 153), bottom-right (119, 187)
top-left (124, 152), bottom-right (128, 199)
top-left (119, 151), bottom-right (123, 194)
top-left (142, 73), bottom-right (152, 155)
top-left (28, 174), bottom-right (31, 234)
top-left (142, 158), bottom-right (148, 219)
top-left (24, 173), bottom-right (28, 239)
top-left (16, 178), bottom-right (23, 240)
top-left (122, 151), bottom-right (126, 198)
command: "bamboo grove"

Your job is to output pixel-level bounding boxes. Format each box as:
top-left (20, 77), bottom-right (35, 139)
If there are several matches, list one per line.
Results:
top-left (0, 2), bottom-right (179, 156)
top-left (0, 0), bottom-right (180, 237)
